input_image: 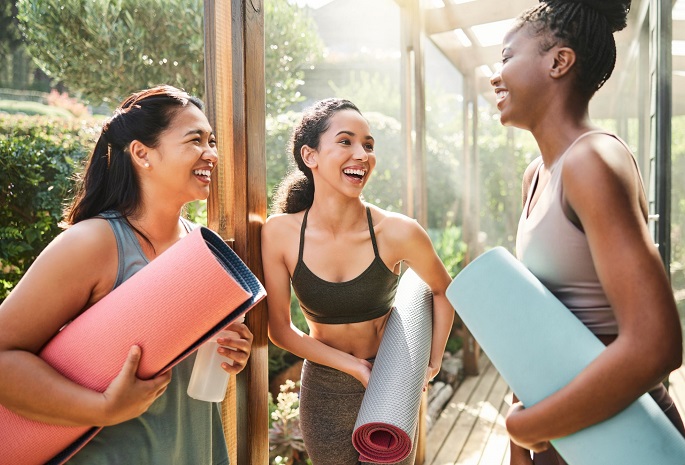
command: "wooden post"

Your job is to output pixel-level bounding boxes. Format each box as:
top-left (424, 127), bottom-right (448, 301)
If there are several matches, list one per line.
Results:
top-left (204, 1), bottom-right (268, 464)
top-left (460, 72), bottom-right (481, 377)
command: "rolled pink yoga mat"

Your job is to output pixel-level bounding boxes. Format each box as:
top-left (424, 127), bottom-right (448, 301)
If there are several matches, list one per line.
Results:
top-left (0, 226), bottom-right (266, 465)
top-left (352, 269), bottom-right (433, 464)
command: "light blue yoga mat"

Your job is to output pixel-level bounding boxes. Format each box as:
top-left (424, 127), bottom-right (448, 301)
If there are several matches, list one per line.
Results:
top-left (446, 246), bottom-right (685, 465)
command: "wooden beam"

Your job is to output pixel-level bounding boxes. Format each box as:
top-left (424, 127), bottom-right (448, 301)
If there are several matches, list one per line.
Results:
top-left (423, 1), bottom-right (527, 35)
top-left (674, 20), bottom-right (685, 40)
top-left (204, 1), bottom-right (268, 464)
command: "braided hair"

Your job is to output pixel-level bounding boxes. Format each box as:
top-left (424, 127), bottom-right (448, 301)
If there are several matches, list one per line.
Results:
top-left (271, 98), bottom-right (363, 214)
top-left (514, 0), bottom-right (631, 97)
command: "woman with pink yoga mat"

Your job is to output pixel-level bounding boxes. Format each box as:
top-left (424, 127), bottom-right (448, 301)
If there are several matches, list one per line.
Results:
top-left (261, 98), bottom-right (454, 464)
top-left (488, 1), bottom-right (684, 464)
top-left (0, 85), bottom-right (252, 464)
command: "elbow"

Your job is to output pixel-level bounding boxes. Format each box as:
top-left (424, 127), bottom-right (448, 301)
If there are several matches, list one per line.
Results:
top-left (665, 346), bottom-right (682, 374)
top-left (267, 324), bottom-right (291, 351)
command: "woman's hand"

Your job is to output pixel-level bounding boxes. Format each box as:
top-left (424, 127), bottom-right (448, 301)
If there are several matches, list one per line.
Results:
top-left (423, 362), bottom-right (441, 391)
top-left (100, 345), bottom-right (172, 426)
top-left (352, 357), bottom-right (374, 388)
top-left (217, 320), bottom-right (254, 375)
top-left (506, 401), bottom-right (551, 453)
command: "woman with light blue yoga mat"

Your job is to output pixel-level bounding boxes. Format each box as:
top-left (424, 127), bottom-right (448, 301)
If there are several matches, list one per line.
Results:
top-left (261, 98), bottom-right (455, 464)
top-left (488, 1), bottom-right (685, 464)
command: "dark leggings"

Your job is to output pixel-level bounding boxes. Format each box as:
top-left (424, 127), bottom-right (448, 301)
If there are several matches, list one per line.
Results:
top-left (532, 383), bottom-right (685, 465)
top-left (299, 359), bottom-right (419, 465)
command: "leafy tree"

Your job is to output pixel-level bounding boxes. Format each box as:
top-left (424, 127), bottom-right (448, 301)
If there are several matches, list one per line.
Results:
top-left (17, 0), bottom-right (205, 105)
top-left (17, 0), bottom-right (323, 109)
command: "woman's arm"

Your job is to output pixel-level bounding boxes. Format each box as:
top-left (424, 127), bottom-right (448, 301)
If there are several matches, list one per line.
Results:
top-left (394, 216), bottom-right (455, 382)
top-left (506, 135), bottom-right (682, 449)
top-left (261, 216), bottom-right (373, 386)
top-left (0, 220), bottom-right (172, 426)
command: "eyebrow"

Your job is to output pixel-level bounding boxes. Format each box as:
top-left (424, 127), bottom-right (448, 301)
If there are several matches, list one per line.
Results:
top-left (184, 129), bottom-right (215, 137)
top-left (336, 130), bottom-right (375, 142)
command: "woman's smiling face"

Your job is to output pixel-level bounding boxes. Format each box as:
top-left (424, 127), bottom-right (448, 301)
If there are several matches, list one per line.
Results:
top-left (310, 108), bottom-right (376, 196)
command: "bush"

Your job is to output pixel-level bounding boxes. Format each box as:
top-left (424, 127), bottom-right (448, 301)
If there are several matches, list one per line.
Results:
top-left (0, 99), bottom-right (75, 118)
top-left (0, 114), bottom-right (98, 300)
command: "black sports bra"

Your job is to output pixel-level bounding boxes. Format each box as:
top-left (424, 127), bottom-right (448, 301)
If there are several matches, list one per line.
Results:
top-left (290, 207), bottom-right (399, 324)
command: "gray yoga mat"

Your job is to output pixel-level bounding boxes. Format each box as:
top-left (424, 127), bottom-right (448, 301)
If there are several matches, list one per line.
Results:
top-left (353, 268), bottom-right (433, 463)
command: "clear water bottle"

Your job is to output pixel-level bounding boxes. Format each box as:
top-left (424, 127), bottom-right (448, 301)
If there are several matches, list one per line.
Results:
top-left (187, 316), bottom-right (244, 402)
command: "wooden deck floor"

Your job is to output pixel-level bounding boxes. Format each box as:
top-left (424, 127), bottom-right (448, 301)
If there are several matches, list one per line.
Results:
top-left (425, 355), bottom-right (685, 465)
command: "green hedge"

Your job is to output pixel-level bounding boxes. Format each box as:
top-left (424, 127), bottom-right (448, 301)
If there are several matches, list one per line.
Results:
top-left (0, 114), bottom-right (98, 300)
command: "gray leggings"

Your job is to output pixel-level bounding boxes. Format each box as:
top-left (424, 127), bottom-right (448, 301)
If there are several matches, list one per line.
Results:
top-left (532, 383), bottom-right (685, 465)
top-left (299, 359), bottom-right (418, 465)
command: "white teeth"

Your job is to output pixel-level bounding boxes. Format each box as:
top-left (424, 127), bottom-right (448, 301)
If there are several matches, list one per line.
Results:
top-left (343, 168), bottom-right (366, 176)
top-left (193, 169), bottom-right (211, 177)
top-left (496, 90), bottom-right (508, 100)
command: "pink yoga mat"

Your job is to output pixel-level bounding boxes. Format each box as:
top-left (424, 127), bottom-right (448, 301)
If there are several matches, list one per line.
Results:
top-left (0, 226), bottom-right (266, 465)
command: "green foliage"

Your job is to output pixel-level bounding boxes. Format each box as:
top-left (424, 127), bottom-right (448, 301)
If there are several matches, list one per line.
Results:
top-left (0, 114), bottom-right (97, 299)
top-left (476, 110), bottom-right (538, 250)
top-left (671, 116), bottom-right (685, 280)
top-left (430, 225), bottom-right (467, 277)
top-left (17, 0), bottom-right (204, 105)
top-left (0, 99), bottom-right (74, 118)
top-left (445, 336), bottom-right (462, 354)
top-left (17, 0), bottom-right (324, 110)
top-left (265, 0), bottom-right (324, 118)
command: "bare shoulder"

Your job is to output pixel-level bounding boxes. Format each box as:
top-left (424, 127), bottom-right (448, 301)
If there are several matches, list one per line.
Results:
top-left (263, 211), bottom-right (304, 237)
top-left (39, 218), bottom-right (116, 263)
top-left (366, 205), bottom-right (425, 243)
top-left (562, 133), bottom-right (637, 191)
top-left (0, 218), bottom-right (118, 348)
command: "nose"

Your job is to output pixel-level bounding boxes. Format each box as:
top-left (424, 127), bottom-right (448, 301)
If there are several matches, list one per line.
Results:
top-left (353, 143), bottom-right (369, 161)
top-left (203, 146), bottom-right (219, 166)
top-left (490, 63), bottom-right (502, 87)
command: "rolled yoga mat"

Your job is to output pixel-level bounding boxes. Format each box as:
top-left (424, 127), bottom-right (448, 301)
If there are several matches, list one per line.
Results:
top-left (446, 246), bottom-right (685, 465)
top-left (352, 268), bottom-right (433, 464)
top-left (0, 226), bottom-right (266, 465)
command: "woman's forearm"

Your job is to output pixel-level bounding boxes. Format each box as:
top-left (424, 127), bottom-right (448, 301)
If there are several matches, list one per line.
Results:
top-left (507, 335), bottom-right (677, 445)
top-left (0, 350), bottom-right (106, 426)
top-left (429, 293), bottom-right (454, 370)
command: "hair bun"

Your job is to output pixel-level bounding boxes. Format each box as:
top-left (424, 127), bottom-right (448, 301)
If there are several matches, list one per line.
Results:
top-left (542, 0), bottom-right (631, 33)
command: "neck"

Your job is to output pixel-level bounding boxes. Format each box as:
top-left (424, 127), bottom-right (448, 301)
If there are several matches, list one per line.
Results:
top-left (127, 199), bottom-right (186, 254)
top-left (308, 195), bottom-right (367, 234)
top-left (528, 101), bottom-right (594, 167)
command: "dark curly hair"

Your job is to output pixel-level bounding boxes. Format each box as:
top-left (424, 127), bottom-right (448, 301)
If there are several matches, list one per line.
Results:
top-left (271, 98), bottom-right (363, 214)
top-left (514, 0), bottom-right (631, 97)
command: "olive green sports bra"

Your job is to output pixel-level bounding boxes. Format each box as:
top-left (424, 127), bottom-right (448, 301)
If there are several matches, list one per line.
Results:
top-left (291, 207), bottom-right (400, 324)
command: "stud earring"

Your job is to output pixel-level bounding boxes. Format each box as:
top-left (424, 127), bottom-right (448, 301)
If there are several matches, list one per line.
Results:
top-left (144, 162), bottom-right (150, 168)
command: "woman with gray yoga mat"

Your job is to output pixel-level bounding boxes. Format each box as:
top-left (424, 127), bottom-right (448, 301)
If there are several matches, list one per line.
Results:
top-left (0, 85), bottom-right (252, 464)
top-left (488, 1), bottom-right (685, 464)
top-left (262, 98), bottom-right (455, 465)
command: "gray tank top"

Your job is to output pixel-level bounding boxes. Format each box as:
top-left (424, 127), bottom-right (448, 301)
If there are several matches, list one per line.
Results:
top-left (516, 131), bottom-right (641, 336)
top-left (66, 211), bottom-right (229, 465)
